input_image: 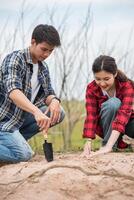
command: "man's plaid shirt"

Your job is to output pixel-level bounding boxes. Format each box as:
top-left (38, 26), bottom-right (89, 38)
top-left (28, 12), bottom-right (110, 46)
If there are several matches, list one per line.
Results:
top-left (0, 48), bottom-right (55, 132)
top-left (83, 79), bottom-right (134, 139)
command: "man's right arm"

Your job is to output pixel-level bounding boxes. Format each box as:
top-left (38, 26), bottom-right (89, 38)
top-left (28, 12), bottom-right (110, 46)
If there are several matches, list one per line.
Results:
top-left (9, 89), bottom-right (51, 132)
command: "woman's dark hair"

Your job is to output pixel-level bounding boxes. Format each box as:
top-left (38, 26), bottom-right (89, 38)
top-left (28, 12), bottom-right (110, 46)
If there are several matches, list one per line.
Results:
top-left (92, 55), bottom-right (128, 82)
top-left (32, 24), bottom-right (61, 46)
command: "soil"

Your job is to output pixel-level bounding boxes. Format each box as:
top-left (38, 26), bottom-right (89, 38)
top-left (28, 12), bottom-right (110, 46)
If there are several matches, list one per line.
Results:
top-left (0, 150), bottom-right (134, 200)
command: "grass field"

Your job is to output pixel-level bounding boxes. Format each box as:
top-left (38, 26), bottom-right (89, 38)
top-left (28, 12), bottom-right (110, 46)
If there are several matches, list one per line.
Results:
top-left (28, 100), bottom-right (133, 154)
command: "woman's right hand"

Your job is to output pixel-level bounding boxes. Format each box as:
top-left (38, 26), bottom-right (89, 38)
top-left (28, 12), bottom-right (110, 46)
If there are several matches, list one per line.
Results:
top-left (81, 140), bottom-right (92, 158)
top-left (33, 109), bottom-right (51, 132)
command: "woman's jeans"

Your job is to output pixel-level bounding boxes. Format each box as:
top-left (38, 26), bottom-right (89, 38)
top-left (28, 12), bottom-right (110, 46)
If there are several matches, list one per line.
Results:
top-left (100, 97), bottom-right (134, 148)
top-left (0, 106), bottom-right (65, 163)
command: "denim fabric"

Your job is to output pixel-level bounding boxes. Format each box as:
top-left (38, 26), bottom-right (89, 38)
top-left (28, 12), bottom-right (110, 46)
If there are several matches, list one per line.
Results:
top-left (0, 106), bottom-right (65, 163)
top-left (0, 130), bottom-right (34, 163)
top-left (19, 105), bottom-right (65, 140)
top-left (100, 97), bottom-right (121, 147)
top-left (125, 118), bottom-right (134, 138)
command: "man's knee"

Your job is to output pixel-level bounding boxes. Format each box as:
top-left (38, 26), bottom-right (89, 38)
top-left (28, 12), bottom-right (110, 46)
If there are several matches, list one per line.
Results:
top-left (40, 105), bottom-right (65, 123)
top-left (14, 150), bottom-right (33, 162)
top-left (51, 107), bottom-right (65, 127)
top-left (59, 107), bottom-right (65, 123)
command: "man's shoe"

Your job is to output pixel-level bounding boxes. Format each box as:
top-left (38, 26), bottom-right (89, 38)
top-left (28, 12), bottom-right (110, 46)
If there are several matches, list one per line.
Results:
top-left (0, 162), bottom-right (11, 167)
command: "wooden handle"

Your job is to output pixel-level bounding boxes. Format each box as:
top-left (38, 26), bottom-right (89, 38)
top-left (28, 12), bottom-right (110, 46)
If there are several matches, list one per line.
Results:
top-left (44, 134), bottom-right (48, 139)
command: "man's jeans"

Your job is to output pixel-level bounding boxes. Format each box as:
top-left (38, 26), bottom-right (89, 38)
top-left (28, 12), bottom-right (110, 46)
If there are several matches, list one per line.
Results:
top-left (0, 130), bottom-right (34, 163)
top-left (0, 106), bottom-right (65, 163)
top-left (100, 97), bottom-right (134, 148)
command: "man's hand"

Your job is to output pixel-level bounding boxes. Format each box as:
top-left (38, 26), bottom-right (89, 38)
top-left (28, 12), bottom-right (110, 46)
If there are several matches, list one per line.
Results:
top-left (33, 109), bottom-right (51, 132)
top-left (45, 99), bottom-right (61, 125)
top-left (81, 141), bottom-right (92, 159)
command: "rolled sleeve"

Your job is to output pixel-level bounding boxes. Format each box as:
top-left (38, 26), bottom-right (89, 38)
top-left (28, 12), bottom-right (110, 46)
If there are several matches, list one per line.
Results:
top-left (112, 81), bottom-right (134, 133)
top-left (112, 120), bottom-right (126, 133)
top-left (83, 85), bottom-right (98, 139)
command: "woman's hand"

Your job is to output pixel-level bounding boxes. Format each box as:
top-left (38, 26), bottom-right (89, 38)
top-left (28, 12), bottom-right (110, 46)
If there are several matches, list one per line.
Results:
top-left (90, 130), bottom-right (120, 157)
top-left (89, 145), bottom-right (112, 157)
top-left (81, 140), bottom-right (92, 158)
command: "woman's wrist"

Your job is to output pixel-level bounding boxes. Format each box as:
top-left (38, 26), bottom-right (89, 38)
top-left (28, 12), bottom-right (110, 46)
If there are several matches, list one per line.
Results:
top-left (105, 144), bottom-right (113, 151)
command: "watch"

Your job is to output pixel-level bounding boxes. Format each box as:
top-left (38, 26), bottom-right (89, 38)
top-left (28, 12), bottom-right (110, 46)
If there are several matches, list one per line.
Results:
top-left (51, 96), bottom-right (61, 103)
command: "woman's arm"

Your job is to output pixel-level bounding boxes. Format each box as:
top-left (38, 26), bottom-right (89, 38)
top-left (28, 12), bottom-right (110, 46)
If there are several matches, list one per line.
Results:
top-left (83, 84), bottom-right (99, 139)
top-left (81, 139), bottom-right (92, 158)
top-left (90, 130), bottom-right (120, 156)
top-left (106, 130), bottom-right (120, 149)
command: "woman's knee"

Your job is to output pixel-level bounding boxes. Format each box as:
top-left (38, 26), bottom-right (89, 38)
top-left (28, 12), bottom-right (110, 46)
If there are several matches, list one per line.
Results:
top-left (102, 97), bottom-right (121, 112)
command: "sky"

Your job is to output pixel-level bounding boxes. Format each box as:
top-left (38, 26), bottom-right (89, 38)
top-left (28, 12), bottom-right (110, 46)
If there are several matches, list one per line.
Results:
top-left (0, 0), bottom-right (134, 98)
top-left (0, 0), bottom-right (134, 55)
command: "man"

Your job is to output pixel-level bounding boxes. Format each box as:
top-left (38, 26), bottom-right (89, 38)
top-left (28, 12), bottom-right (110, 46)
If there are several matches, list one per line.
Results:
top-left (0, 24), bottom-right (65, 163)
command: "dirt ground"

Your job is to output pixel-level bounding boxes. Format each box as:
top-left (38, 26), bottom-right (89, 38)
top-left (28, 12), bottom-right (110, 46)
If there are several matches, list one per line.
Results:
top-left (0, 150), bottom-right (134, 200)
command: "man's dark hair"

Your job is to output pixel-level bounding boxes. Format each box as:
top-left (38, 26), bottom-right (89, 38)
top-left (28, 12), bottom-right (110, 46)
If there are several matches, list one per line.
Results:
top-left (32, 24), bottom-right (61, 46)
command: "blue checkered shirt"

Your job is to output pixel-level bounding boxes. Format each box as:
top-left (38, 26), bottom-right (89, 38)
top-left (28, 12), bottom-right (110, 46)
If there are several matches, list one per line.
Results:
top-left (0, 48), bottom-right (55, 132)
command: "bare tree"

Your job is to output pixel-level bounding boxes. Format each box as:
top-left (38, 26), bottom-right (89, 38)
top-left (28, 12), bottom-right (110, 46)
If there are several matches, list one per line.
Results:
top-left (1, 2), bottom-right (134, 151)
top-left (45, 5), bottom-right (94, 149)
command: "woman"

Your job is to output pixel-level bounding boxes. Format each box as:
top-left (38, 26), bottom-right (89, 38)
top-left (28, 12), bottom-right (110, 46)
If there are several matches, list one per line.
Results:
top-left (82, 55), bottom-right (134, 158)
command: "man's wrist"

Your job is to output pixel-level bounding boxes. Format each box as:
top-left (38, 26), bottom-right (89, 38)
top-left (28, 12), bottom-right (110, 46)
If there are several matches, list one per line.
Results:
top-left (32, 106), bottom-right (41, 116)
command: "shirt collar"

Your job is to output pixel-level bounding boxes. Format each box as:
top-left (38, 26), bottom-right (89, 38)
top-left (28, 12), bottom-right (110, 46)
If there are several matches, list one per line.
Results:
top-left (102, 90), bottom-right (116, 98)
top-left (23, 47), bottom-right (34, 65)
top-left (23, 47), bottom-right (45, 67)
